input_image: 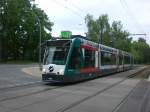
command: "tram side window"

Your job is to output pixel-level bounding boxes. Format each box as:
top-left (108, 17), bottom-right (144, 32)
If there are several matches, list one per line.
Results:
top-left (84, 50), bottom-right (95, 67)
top-left (68, 47), bottom-right (81, 69)
top-left (119, 55), bottom-right (123, 65)
top-left (124, 56), bottom-right (130, 64)
top-left (112, 54), bottom-right (117, 65)
top-left (101, 51), bottom-right (116, 65)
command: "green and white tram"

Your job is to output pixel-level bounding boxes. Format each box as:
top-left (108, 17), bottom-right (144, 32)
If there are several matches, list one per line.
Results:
top-left (42, 32), bottom-right (133, 83)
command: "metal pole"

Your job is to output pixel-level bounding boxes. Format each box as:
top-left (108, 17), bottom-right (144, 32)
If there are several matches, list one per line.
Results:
top-left (129, 33), bottom-right (147, 42)
top-left (36, 17), bottom-right (42, 71)
top-left (101, 30), bottom-right (102, 44)
top-left (38, 19), bottom-right (42, 70)
top-left (32, 3), bottom-right (42, 70)
top-left (99, 30), bottom-right (102, 44)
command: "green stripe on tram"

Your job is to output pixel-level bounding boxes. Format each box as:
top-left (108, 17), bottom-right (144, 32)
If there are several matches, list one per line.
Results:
top-left (64, 38), bottom-right (82, 77)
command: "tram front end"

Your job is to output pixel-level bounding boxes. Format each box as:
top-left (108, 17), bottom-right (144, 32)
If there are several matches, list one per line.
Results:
top-left (42, 39), bottom-right (72, 83)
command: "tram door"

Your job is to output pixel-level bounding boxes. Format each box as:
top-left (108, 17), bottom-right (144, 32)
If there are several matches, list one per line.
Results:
top-left (68, 47), bottom-right (83, 70)
top-left (67, 43), bottom-right (98, 75)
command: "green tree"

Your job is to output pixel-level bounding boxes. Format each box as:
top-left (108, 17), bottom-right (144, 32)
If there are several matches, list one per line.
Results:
top-left (85, 14), bottom-right (131, 51)
top-left (111, 21), bottom-right (131, 51)
top-left (131, 38), bottom-right (150, 64)
top-left (0, 0), bottom-right (9, 61)
top-left (85, 14), bottom-right (110, 44)
top-left (0, 0), bottom-right (53, 62)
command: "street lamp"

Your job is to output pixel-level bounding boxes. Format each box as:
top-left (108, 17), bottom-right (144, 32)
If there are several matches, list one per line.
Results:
top-left (109, 32), bottom-right (113, 47)
top-left (0, 23), bottom-right (2, 62)
top-left (36, 16), bottom-right (42, 71)
top-left (99, 30), bottom-right (102, 44)
top-left (25, 5), bottom-right (42, 70)
top-left (32, 1), bottom-right (42, 70)
top-left (32, 4), bottom-right (42, 71)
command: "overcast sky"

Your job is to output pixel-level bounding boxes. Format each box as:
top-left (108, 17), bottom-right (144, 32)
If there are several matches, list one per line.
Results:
top-left (35, 0), bottom-right (150, 44)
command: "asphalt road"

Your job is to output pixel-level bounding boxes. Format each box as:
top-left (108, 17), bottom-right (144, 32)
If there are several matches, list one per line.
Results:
top-left (0, 64), bottom-right (41, 88)
top-left (0, 65), bottom-right (150, 112)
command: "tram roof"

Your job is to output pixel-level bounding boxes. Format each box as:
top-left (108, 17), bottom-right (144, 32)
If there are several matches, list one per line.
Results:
top-left (46, 35), bottom-right (132, 56)
top-left (49, 35), bottom-right (88, 40)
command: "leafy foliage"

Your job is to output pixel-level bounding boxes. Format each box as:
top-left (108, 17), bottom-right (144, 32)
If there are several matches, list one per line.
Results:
top-left (85, 14), bottom-right (110, 44)
top-left (0, 0), bottom-right (53, 62)
top-left (85, 14), bottom-right (150, 64)
top-left (131, 38), bottom-right (150, 64)
top-left (85, 14), bottom-right (131, 51)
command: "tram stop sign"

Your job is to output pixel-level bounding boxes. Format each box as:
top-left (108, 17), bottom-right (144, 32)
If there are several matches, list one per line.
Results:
top-left (60, 31), bottom-right (72, 39)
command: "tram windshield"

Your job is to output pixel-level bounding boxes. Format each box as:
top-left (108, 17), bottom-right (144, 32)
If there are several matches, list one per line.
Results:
top-left (43, 40), bottom-right (70, 65)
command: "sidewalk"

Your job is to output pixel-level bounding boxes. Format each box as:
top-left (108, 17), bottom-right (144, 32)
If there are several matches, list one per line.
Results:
top-left (22, 67), bottom-right (42, 77)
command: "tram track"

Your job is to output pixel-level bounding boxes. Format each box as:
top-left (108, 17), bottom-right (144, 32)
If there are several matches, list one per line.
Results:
top-left (0, 66), bottom-right (148, 106)
top-left (0, 80), bottom-right (67, 102)
top-left (0, 68), bottom-right (137, 93)
top-left (0, 81), bottom-right (42, 92)
top-left (55, 66), bottom-right (149, 112)
top-left (112, 66), bottom-right (150, 112)
top-left (0, 84), bottom-right (63, 102)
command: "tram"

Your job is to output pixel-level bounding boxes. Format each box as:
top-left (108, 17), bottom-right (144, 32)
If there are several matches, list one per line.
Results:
top-left (42, 32), bottom-right (133, 83)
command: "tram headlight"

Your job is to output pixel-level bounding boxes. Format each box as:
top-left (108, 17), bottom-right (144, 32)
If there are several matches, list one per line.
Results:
top-left (42, 68), bottom-right (46, 73)
top-left (59, 69), bottom-right (64, 75)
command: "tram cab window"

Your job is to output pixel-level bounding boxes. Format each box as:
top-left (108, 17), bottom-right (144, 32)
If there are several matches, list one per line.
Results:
top-left (44, 47), bottom-right (69, 65)
top-left (124, 56), bottom-right (130, 64)
top-left (68, 47), bottom-right (82, 69)
top-left (101, 51), bottom-right (116, 65)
